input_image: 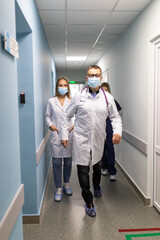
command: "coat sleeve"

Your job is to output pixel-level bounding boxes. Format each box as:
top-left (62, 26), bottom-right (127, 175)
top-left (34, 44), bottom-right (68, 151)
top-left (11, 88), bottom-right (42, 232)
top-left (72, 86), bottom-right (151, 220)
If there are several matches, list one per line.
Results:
top-left (60, 93), bottom-right (79, 140)
top-left (46, 100), bottom-right (54, 128)
top-left (108, 94), bottom-right (122, 136)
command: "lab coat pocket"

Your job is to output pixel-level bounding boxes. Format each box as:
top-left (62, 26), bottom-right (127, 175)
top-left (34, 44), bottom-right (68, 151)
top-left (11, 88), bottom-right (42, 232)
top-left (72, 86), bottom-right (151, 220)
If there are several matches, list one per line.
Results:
top-left (50, 131), bottom-right (59, 146)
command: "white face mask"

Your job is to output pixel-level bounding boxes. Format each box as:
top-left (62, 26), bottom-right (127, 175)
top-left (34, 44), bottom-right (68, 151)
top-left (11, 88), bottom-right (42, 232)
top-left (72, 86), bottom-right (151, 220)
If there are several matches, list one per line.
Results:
top-left (88, 77), bottom-right (101, 88)
top-left (58, 87), bottom-right (68, 95)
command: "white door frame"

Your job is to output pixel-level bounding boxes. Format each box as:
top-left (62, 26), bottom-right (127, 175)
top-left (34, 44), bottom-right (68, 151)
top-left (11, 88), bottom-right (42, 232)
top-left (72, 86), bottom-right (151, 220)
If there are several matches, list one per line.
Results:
top-left (148, 34), bottom-right (160, 208)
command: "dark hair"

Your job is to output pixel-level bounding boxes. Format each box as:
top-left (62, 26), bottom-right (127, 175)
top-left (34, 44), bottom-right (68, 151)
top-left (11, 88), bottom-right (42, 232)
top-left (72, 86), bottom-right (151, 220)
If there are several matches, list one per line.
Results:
top-left (101, 82), bottom-right (111, 94)
top-left (87, 65), bottom-right (102, 74)
top-left (55, 76), bottom-right (71, 99)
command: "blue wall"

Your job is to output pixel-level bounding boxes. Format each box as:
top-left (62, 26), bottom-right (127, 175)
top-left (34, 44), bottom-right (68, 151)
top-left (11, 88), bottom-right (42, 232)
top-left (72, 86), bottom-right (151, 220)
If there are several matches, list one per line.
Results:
top-left (0, 0), bottom-right (23, 239)
top-left (16, 0), bottom-right (56, 215)
top-left (17, 32), bottom-right (37, 213)
top-left (0, 0), bottom-right (56, 238)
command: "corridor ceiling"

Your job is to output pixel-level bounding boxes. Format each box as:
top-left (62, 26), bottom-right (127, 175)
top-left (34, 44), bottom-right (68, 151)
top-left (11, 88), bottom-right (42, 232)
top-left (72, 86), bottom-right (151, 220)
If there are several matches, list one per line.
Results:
top-left (35, 0), bottom-right (152, 70)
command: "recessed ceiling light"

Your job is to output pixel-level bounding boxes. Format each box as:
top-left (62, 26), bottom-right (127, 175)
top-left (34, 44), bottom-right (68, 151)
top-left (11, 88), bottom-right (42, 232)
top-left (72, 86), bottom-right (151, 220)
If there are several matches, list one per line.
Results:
top-left (66, 56), bottom-right (87, 61)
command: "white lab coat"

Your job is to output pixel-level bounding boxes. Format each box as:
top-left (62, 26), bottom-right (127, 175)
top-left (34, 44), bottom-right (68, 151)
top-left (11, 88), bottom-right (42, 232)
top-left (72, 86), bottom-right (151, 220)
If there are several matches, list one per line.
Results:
top-left (46, 96), bottom-right (73, 158)
top-left (60, 87), bottom-right (122, 166)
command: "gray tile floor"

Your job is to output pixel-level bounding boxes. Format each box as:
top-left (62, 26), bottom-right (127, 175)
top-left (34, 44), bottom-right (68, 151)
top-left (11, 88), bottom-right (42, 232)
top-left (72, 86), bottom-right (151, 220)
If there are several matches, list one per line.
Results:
top-left (23, 163), bottom-right (160, 240)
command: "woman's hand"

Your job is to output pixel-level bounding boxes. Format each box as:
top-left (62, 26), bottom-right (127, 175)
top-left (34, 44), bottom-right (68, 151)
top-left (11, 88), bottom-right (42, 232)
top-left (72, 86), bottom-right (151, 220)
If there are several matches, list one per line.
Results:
top-left (61, 140), bottom-right (68, 148)
top-left (49, 125), bottom-right (59, 133)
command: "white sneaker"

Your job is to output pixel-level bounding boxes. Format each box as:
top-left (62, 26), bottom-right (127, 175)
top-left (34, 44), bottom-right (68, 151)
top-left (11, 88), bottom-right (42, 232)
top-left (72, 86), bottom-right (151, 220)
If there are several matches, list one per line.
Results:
top-left (101, 169), bottom-right (108, 176)
top-left (109, 175), bottom-right (116, 181)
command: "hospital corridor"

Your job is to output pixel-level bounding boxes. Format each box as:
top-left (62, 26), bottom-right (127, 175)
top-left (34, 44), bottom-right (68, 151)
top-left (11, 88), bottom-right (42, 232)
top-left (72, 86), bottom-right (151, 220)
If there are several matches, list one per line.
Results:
top-left (1, 0), bottom-right (160, 240)
top-left (23, 163), bottom-right (160, 240)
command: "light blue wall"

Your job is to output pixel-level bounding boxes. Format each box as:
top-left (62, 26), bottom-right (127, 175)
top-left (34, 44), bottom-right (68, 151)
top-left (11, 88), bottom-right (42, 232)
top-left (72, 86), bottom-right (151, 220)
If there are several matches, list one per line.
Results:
top-left (16, 0), bottom-right (56, 147)
top-left (0, 0), bottom-right (56, 237)
top-left (16, 0), bottom-right (56, 215)
top-left (36, 143), bottom-right (51, 213)
top-left (0, 0), bottom-right (23, 239)
top-left (9, 214), bottom-right (23, 240)
top-left (17, 32), bottom-right (37, 213)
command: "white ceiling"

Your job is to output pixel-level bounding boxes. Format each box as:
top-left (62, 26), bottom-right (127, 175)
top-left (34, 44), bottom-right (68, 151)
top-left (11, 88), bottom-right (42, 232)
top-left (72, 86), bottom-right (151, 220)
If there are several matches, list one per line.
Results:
top-left (35, 0), bottom-right (152, 70)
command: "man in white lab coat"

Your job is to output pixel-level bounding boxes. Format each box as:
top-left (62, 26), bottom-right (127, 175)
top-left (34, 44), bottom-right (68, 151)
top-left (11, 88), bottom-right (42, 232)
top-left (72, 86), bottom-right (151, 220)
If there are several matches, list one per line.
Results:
top-left (61, 65), bottom-right (122, 217)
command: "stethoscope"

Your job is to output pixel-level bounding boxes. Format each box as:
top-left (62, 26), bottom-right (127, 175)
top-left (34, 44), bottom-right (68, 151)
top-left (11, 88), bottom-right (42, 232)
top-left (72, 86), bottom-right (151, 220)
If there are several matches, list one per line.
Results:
top-left (80, 85), bottom-right (108, 107)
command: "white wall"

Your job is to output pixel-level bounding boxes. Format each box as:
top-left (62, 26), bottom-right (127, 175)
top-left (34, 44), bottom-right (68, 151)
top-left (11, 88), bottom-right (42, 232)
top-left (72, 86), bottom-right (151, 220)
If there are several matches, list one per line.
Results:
top-left (70, 84), bottom-right (85, 97)
top-left (97, 0), bottom-right (160, 198)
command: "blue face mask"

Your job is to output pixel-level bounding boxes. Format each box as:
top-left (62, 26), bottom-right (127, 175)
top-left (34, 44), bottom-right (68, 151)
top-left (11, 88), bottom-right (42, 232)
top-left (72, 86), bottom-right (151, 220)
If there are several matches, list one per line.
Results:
top-left (88, 77), bottom-right (101, 88)
top-left (58, 87), bottom-right (68, 95)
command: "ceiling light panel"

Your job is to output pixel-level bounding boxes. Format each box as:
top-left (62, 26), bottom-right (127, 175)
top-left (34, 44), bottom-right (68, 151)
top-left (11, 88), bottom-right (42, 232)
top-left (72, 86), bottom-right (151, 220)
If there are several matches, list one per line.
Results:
top-left (67, 0), bottom-right (118, 10)
top-left (66, 56), bottom-right (87, 61)
top-left (35, 0), bottom-right (65, 10)
top-left (115, 0), bottom-right (152, 11)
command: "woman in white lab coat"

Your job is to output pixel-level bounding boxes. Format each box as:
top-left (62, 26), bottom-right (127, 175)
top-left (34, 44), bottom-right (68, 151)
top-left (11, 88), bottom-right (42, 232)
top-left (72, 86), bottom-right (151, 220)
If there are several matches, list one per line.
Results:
top-left (61, 65), bottom-right (122, 217)
top-left (46, 76), bottom-right (74, 202)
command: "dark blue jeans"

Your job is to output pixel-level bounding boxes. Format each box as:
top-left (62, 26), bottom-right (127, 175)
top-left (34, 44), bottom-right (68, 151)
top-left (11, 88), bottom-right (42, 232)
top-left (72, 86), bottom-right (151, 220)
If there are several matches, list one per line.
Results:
top-left (52, 157), bottom-right (72, 188)
top-left (77, 160), bottom-right (101, 205)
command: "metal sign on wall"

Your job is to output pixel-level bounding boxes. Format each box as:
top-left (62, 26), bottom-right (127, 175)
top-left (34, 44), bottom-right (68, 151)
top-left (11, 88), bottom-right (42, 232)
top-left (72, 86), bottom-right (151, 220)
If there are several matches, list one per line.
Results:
top-left (4, 31), bottom-right (19, 59)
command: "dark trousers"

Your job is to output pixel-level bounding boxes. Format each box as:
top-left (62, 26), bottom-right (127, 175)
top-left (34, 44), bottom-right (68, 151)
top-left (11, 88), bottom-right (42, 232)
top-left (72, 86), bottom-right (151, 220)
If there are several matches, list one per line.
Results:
top-left (101, 139), bottom-right (117, 175)
top-left (77, 160), bottom-right (101, 206)
top-left (101, 118), bottom-right (117, 175)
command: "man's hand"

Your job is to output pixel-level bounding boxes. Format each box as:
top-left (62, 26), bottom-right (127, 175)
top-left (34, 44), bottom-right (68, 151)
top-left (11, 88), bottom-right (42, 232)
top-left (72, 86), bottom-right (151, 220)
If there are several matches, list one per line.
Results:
top-left (61, 140), bottom-right (68, 148)
top-left (112, 134), bottom-right (121, 144)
